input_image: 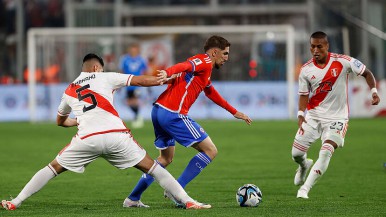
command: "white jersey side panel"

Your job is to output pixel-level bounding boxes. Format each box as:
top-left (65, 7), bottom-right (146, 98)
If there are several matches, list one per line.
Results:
top-left (57, 72), bottom-right (133, 138)
top-left (298, 53), bottom-right (366, 121)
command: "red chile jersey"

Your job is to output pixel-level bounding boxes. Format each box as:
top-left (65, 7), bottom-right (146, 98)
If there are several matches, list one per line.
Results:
top-left (155, 53), bottom-right (237, 116)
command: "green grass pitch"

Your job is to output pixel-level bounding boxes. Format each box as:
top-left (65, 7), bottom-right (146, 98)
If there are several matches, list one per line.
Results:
top-left (0, 118), bottom-right (385, 216)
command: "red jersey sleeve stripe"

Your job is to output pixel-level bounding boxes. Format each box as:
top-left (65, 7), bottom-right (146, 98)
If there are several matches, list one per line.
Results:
top-left (126, 74), bottom-right (133, 86)
top-left (57, 111), bottom-right (70, 116)
top-left (358, 65), bottom-right (366, 76)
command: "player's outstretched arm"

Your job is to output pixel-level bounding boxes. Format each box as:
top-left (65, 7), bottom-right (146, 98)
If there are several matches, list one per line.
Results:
top-left (361, 68), bottom-right (380, 105)
top-left (130, 73), bottom-right (168, 87)
top-left (233, 111), bottom-right (252, 125)
top-left (57, 115), bottom-right (77, 127)
top-left (204, 85), bottom-right (251, 125)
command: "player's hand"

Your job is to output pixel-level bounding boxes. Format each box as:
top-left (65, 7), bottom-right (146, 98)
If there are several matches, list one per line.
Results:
top-left (156, 70), bottom-right (168, 85)
top-left (297, 115), bottom-right (307, 135)
top-left (234, 111), bottom-right (252, 125)
top-left (169, 74), bottom-right (178, 80)
top-left (372, 93), bottom-right (380, 105)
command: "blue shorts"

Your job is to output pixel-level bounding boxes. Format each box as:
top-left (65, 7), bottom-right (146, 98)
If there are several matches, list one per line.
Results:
top-left (152, 104), bottom-right (208, 149)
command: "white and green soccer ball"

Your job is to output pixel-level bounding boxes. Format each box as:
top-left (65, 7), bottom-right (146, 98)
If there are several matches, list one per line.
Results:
top-left (236, 184), bottom-right (262, 207)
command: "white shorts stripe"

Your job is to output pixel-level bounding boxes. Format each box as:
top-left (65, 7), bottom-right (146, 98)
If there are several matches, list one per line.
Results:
top-left (179, 114), bottom-right (200, 139)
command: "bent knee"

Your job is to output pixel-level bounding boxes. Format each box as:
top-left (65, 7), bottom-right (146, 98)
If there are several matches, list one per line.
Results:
top-left (157, 156), bottom-right (173, 167)
top-left (204, 146), bottom-right (218, 160)
top-left (291, 140), bottom-right (309, 158)
top-left (324, 139), bottom-right (339, 149)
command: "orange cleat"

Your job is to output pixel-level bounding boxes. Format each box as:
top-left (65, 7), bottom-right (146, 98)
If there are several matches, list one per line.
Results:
top-left (1, 200), bottom-right (16, 211)
top-left (185, 201), bottom-right (211, 209)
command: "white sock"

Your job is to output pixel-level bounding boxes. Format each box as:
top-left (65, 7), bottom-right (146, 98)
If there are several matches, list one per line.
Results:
top-left (147, 161), bottom-right (193, 204)
top-left (292, 141), bottom-right (309, 167)
top-left (12, 164), bottom-right (57, 207)
top-left (303, 143), bottom-right (334, 190)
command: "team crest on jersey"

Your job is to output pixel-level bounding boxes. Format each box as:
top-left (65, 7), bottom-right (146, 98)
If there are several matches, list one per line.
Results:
top-left (330, 68), bottom-right (339, 77)
top-left (353, 59), bottom-right (363, 69)
top-left (200, 127), bottom-right (205, 133)
top-left (192, 58), bottom-right (203, 66)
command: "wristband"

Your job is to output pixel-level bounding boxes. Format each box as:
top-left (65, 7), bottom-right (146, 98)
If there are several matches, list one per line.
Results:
top-left (297, 110), bottom-right (305, 117)
top-left (370, 88), bottom-right (378, 94)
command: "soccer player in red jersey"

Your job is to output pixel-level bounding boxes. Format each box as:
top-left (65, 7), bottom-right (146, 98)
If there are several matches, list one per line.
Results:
top-left (125, 35), bottom-right (252, 207)
top-left (292, 31), bottom-right (380, 199)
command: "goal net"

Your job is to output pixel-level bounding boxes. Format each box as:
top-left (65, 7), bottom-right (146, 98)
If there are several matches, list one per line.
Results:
top-left (27, 25), bottom-right (295, 122)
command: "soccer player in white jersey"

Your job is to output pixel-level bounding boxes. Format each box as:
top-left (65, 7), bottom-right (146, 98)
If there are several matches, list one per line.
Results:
top-left (292, 31), bottom-right (380, 199)
top-left (1, 53), bottom-right (210, 211)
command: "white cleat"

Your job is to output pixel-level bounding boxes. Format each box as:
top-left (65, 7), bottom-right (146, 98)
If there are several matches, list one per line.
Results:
top-left (131, 117), bottom-right (144, 129)
top-left (296, 186), bottom-right (309, 199)
top-left (294, 159), bottom-right (313, 186)
top-left (122, 198), bottom-right (150, 208)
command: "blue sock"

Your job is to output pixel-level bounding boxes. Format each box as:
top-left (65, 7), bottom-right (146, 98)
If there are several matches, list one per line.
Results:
top-left (128, 161), bottom-right (164, 201)
top-left (177, 152), bottom-right (212, 188)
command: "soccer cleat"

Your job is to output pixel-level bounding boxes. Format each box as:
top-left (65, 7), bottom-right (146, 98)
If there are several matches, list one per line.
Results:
top-left (164, 190), bottom-right (185, 208)
top-left (131, 117), bottom-right (144, 129)
top-left (185, 201), bottom-right (212, 209)
top-left (122, 198), bottom-right (149, 208)
top-left (296, 186), bottom-right (309, 199)
top-left (1, 200), bottom-right (17, 211)
top-left (294, 159), bottom-right (313, 186)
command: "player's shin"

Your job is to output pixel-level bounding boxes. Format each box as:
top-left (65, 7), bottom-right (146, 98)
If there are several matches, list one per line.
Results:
top-left (292, 141), bottom-right (309, 166)
top-left (147, 161), bottom-right (193, 204)
top-left (177, 152), bottom-right (212, 188)
top-left (128, 160), bottom-right (165, 201)
top-left (303, 143), bottom-right (334, 190)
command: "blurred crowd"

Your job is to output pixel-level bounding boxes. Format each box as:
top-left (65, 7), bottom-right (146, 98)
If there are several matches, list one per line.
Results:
top-left (0, 0), bottom-right (64, 84)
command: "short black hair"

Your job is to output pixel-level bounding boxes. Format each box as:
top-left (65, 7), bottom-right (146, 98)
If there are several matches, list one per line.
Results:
top-left (82, 53), bottom-right (104, 67)
top-left (310, 31), bottom-right (328, 42)
top-left (204, 35), bottom-right (231, 52)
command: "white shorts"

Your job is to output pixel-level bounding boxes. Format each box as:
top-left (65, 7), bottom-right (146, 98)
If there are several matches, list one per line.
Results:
top-left (56, 132), bottom-right (146, 173)
top-left (294, 117), bottom-right (349, 148)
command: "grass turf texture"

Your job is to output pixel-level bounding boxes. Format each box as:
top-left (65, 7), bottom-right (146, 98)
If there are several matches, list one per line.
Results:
top-left (0, 118), bottom-right (385, 216)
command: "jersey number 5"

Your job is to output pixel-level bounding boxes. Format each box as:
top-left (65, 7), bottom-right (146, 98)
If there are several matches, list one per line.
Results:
top-left (76, 84), bottom-right (97, 112)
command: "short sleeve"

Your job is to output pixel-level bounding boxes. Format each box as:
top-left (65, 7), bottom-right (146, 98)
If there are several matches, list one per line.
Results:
top-left (298, 69), bottom-right (309, 95)
top-left (105, 72), bottom-right (133, 90)
top-left (348, 57), bottom-right (366, 76)
top-left (57, 94), bottom-right (72, 116)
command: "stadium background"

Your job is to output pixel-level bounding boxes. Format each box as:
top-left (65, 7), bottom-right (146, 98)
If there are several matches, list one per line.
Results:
top-left (0, 1), bottom-right (385, 216)
top-left (0, 0), bottom-right (385, 121)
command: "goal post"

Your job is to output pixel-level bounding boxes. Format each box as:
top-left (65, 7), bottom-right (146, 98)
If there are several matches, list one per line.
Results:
top-left (27, 25), bottom-right (295, 122)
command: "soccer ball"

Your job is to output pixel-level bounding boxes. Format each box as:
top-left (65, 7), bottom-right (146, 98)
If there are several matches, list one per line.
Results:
top-left (236, 184), bottom-right (262, 207)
